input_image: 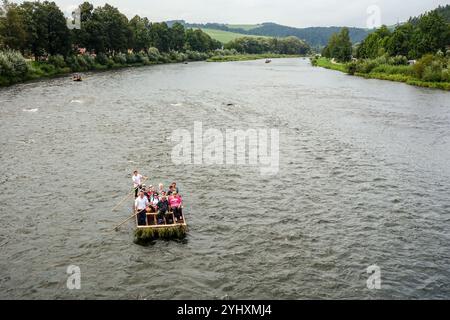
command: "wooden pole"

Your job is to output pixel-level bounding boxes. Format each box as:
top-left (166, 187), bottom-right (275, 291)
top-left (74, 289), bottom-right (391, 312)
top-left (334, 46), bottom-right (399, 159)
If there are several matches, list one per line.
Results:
top-left (113, 210), bottom-right (140, 231)
top-left (111, 177), bottom-right (148, 211)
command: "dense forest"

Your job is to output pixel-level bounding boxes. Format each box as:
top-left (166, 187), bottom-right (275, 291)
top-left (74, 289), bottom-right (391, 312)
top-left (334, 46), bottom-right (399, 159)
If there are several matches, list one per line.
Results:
top-left (314, 5), bottom-right (450, 89)
top-left (0, 1), bottom-right (222, 58)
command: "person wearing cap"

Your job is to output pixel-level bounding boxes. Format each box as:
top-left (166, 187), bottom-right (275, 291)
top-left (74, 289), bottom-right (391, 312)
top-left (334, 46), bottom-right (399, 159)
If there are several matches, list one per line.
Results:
top-left (132, 171), bottom-right (147, 198)
top-left (169, 191), bottom-right (183, 222)
top-left (135, 190), bottom-right (149, 226)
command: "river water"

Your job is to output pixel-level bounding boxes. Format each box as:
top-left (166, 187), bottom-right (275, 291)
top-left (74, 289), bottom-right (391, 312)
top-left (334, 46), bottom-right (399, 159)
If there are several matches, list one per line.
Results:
top-left (0, 58), bottom-right (449, 299)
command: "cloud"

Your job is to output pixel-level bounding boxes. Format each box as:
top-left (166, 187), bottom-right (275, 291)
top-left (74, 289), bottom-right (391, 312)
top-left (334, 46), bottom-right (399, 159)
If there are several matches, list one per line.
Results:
top-left (49, 0), bottom-right (450, 27)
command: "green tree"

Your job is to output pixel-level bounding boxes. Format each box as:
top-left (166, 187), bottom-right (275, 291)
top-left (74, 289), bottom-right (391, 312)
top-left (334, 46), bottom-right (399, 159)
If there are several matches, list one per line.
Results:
top-left (387, 23), bottom-right (414, 58)
top-left (335, 27), bottom-right (352, 61)
top-left (129, 15), bottom-right (151, 52)
top-left (185, 29), bottom-right (219, 52)
top-left (20, 1), bottom-right (71, 59)
top-left (322, 27), bottom-right (353, 62)
top-left (277, 36), bottom-right (310, 54)
top-left (95, 4), bottom-right (130, 54)
top-left (356, 25), bottom-right (391, 59)
top-left (45, 1), bottom-right (71, 56)
top-left (170, 22), bottom-right (185, 51)
top-left (413, 11), bottom-right (450, 58)
top-left (71, 2), bottom-right (94, 50)
top-left (0, 1), bottom-right (27, 52)
top-left (149, 22), bottom-right (170, 52)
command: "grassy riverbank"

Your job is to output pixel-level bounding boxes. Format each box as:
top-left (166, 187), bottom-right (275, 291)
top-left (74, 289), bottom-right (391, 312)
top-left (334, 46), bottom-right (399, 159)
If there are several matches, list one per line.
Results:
top-left (207, 53), bottom-right (301, 62)
top-left (0, 50), bottom-right (303, 87)
top-left (311, 57), bottom-right (348, 73)
top-left (0, 50), bottom-right (211, 87)
top-left (311, 57), bottom-right (450, 91)
top-left (0, 60), bottom-right (158, 86)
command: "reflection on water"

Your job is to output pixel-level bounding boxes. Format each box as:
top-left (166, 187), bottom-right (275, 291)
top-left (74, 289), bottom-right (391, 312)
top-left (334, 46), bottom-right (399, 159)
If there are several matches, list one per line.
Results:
top-left (0, 59), bottom-right (449, 299)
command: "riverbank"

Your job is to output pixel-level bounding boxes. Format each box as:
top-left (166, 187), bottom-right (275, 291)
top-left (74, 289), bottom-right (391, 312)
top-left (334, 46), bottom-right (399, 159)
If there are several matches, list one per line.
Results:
top-left (0, 52), bottom-right (303, 87)
top-left (0, 60), bottom-right (175, 87)
top-left (0, 50), bottom-right (210, 87)
top-left (207, 53), bottom-right (301, 62)
top-left (311, 57), bottom-right (450, 91)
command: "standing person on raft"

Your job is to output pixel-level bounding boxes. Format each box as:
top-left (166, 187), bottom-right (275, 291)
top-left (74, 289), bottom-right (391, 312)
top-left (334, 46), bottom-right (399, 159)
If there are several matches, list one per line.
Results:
top-left (132, 170), bottom-right (148, 198)
top-left (135, 190), bottom-right (149, 226)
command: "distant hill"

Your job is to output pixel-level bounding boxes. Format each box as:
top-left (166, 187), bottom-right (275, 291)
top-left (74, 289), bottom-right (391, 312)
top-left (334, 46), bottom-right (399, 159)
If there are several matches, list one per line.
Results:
top-left (231, 23), bottom-right (370, 48)
top-left (226, 24), bottom-right (261, 31)
top-left (166, 6), bottom-right (449, 48)
top-left (201, 28), bottom-right (268, 43)
top-left (167, 20), bottom-right (370, 48)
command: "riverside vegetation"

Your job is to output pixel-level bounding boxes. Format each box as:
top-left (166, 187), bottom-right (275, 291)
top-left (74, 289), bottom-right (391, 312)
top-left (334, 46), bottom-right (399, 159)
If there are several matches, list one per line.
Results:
top-left (313, 5), bottom-right (450, 90)
top-left (0, 1), bottom-right (310, 86)
top-left (311, 54), bottom-right (450, 91)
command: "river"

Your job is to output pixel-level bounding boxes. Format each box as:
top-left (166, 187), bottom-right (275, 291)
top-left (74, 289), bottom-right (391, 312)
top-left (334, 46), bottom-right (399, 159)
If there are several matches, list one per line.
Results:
top-left (0, 58), bottom-right (449, 299)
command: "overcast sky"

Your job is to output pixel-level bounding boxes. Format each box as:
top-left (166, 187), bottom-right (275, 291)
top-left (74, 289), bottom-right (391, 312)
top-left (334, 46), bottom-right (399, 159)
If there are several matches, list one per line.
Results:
top-left (47, 0), bottom-right (450, 28)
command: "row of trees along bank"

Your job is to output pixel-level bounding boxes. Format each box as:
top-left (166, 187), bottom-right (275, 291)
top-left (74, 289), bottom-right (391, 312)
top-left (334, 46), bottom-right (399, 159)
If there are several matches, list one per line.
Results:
top-left (0, 1), bottom-right (311, 86)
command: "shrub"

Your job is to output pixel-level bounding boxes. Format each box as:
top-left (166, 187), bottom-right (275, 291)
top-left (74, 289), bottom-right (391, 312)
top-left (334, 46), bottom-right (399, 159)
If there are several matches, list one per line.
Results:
top-left (371, 64), bottom-right (414, 76)
top-left (135, 52), bottom-right (149, 65)
top-left (65, 56), bottom-right (81, 71)
top-left (83, 55), bottom-right (96, 69)
top-left (356, 59), bottom-right (379, 73)
top-left (0, 50), bottom-right (30, 79)
top-left (48, 55), bottom-right (66, 68)
top-left (413, 54), bottom-right (435, 79)
top-left (126, 53), bottom-right (138, 64)
top-left (185, 50), bottom-right (209, 61)
top-left (372, 55), bottom-right (388, 65)
top-left (0, 54), bottom-right (14, 77)
top-left (168, 51), bottom-right (187, 63)
top-left (213, 49), bottom-right (238, 56)
top-left (422, 61), bottom-right (443, 82)
top-left (38, 63), bottom-right (57, 75)
top-left (113, 53), bottom-right (127, 65)
top-left (347, 61), bottom-right (357, 75)
top-left (106, 58), bottom-right (115, 68)
top-left (147, 47), bottom-right (161, 62)
top-left (159, 53), bottom-right (171, 63)
top-left (442, 67), bottom-right (450, 82)
top-left (76, 55), bottom-right (89, 71)
top-left (95, 53), bottom-right (109, 65)
top-left (388, 55), bottom-right (408, 66)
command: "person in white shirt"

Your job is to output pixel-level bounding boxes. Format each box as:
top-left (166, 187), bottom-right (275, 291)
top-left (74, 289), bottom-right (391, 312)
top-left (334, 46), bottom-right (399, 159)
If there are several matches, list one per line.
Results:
top-left (135, 190), bottom-right (149, 226)
top-left (158, 183), bottom-right (165, 195)
top-left (132, 170), bottom-right (148, 198)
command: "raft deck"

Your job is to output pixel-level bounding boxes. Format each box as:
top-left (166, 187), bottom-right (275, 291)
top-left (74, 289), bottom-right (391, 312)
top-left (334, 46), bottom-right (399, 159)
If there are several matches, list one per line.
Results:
top-left (134, 212), bottom-right (188, 243)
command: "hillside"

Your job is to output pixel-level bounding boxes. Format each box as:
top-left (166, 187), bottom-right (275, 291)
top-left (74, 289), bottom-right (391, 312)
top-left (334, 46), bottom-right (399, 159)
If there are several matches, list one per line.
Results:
top-left (201, 28), bottom-right (267, 43)
top-left (226, 24), bottom-right (261, 31)
top-left (168, 21), bottom-right (370, 48)
top-left (165, 6), bottom-right (450, 49)
top-left (234, 23), bottom-right (369, 47)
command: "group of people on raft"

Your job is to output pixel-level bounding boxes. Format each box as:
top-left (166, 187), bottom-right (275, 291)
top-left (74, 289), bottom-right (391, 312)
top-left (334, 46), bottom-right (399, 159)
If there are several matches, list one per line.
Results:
top-left (132, 171), bottom-right (183, 226)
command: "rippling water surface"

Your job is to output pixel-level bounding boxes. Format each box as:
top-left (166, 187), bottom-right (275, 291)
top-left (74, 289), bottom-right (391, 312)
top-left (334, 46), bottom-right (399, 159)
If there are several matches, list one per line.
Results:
top-left (1, 59), bottom-right (450, 299)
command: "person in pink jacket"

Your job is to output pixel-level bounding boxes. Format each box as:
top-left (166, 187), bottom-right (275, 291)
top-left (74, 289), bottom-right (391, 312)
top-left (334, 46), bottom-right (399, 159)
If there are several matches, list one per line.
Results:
top-left (169, 191), bottom-right (183, 222)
